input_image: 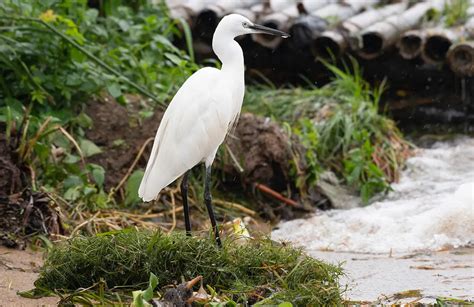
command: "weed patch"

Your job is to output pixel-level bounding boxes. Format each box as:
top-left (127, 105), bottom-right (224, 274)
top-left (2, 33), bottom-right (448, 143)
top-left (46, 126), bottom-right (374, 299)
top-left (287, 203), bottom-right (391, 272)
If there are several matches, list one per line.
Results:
top-left (33, 230), bottom-right (343, 305)
top-left (245, 61), bottom-right (412, 203)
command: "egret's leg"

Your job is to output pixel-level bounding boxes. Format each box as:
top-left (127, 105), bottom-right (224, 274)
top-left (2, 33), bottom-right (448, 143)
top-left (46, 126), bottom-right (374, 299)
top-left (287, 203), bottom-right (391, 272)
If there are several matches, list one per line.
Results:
top-left (180, 171), bottom-right (192, 236)
top-left (204, 166), bottom-right (222, 247)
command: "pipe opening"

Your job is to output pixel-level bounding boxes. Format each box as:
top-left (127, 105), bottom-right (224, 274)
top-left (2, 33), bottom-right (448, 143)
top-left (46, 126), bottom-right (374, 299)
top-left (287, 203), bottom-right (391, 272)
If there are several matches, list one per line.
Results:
top-left (399, 35), bottom-right (422, 58)
top-left (194, 9), bottom-right (219, 42)
top-left (289, 24), bottom-right (313, 48)
top-left (452, 48), bottom-right (473, 68)
top-left (361, 33), bottom-right (383, 56)
top-left (424, 36), bottom-right (451, 62)
top-left (313, 37), bottom-right (340, 59)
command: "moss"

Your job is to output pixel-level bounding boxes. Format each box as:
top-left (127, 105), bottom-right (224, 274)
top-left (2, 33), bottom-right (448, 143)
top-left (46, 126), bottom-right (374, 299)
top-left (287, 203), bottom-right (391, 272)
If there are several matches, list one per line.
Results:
top-left (35, 229), bottom-right (343, 305)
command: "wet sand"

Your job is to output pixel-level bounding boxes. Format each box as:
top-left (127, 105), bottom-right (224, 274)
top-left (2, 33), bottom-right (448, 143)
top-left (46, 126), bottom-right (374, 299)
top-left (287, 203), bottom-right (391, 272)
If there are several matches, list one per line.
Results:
top-left (0, 246), bottom-right (58, 306)
top-left (312, 247), bottom-right (474, 304)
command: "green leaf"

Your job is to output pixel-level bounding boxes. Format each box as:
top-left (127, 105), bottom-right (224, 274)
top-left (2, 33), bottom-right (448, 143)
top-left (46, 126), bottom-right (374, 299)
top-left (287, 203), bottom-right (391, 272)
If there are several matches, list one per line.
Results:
top-left (83, 185), bottom-right (97, 196)
top-left (125, 170), bottom-right (144, 206)
top-left (164, 53), bottom-right (182, 66)
top-left (64, 175), bottom-right (83, 189)
top-left (75, 112), bottom-right (93, 129)
top-left (64, 186), bottom-right (81, 201)
top-left (107, 83), bottom-right (122, 98)
top-left (132, 273), bottom-right (158, 307)
top-left (79, 139), bottom-right (102, 157)
top-left (64, 154), bottom-right (80, 164)
top-left (278, 303), bottom-right (293, 307)
top-left (90, 164), bottom-right (105, 187)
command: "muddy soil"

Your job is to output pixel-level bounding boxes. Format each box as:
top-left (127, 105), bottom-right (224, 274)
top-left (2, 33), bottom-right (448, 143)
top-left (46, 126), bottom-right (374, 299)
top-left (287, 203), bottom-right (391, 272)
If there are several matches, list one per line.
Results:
top-left (0, 246), bottom-right (58, 306)
top-left (0, 124), bottom-right (23, 197)
top-left (85, 95), bottom-right (164, 189)
top-left (85, 96), bottom-right (310, 219)
top-left (0, 126), bottom-right (63, 249)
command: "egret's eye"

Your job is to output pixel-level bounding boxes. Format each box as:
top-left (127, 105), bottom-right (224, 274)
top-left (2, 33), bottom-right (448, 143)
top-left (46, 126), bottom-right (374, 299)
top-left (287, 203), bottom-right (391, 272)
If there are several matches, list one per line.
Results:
top-left (242, 22), bottom-right (249, 28)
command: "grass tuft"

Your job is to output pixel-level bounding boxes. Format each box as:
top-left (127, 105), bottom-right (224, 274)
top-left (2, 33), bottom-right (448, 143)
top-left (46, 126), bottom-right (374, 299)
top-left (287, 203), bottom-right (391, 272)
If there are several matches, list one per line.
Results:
top-left (35, 229), bottom-right (343, 305)
top-left (244, 60), bottom-right (412, 203)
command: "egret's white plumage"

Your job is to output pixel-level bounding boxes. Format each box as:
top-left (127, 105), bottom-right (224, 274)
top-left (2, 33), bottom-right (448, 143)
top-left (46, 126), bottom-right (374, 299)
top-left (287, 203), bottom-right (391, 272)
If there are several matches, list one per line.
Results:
top-left (138, 14), bottom-right (288, 203)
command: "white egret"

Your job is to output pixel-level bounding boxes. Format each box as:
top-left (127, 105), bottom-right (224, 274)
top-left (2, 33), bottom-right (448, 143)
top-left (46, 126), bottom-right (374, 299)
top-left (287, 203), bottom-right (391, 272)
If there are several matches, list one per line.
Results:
top-left (138, 14), bottom-right (289, 246)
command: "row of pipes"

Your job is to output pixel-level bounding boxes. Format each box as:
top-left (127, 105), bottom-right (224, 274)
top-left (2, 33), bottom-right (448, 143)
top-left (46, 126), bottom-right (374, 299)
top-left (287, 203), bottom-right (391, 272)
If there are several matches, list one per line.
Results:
top-left (165, 0), bottom-right (474, 77)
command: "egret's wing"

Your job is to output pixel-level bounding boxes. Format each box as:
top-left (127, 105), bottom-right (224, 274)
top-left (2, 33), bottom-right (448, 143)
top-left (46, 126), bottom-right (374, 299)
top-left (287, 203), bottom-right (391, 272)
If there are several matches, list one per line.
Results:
top-left (138, 67), bottom-right (232, 201)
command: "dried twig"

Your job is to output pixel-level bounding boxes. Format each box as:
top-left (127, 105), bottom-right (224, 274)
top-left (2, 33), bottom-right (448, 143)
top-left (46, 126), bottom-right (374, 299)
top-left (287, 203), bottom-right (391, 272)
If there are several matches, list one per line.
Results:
top-left (255, 183), bottom-right (299, 208)
top-left (112, 137), bottom-right (154, 197)
top-left (57, 126), bottom-right (87, 170)
top-left (213, 199), bottom-right (256, 216)
top-left (225, 144), bottom-right (244, 173)
top-left (70, 211), bottom-right (100, 236)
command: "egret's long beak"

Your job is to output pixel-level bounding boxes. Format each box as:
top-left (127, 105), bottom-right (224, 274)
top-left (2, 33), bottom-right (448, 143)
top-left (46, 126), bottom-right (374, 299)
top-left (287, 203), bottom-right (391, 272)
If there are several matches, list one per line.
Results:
top-left (249, 23), bottom-right (290, 38)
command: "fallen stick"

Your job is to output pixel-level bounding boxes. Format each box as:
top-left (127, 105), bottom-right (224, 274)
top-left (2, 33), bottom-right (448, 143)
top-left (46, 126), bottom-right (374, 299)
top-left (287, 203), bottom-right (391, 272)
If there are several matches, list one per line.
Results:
top-left (254, 183), bottom-right (299, 208)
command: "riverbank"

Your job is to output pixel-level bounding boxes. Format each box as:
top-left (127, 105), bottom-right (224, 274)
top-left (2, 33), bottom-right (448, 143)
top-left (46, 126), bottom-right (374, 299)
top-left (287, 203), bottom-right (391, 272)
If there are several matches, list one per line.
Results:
top-left (273, 136), bottom-right (474, 303)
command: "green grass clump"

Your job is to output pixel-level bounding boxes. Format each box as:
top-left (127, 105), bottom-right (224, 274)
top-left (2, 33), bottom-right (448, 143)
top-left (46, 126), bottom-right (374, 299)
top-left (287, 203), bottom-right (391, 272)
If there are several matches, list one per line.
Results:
top-left (244, 60), bottom-right (411, 203)
top-left (35, 230), bottom-right (343, 305)
top-left (443, 0), bottom-right (470, 27)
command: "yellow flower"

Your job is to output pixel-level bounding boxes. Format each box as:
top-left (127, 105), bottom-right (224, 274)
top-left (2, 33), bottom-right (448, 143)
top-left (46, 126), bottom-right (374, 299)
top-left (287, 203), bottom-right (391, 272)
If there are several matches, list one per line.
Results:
top-left (39, 9), bottom-right (57, 23)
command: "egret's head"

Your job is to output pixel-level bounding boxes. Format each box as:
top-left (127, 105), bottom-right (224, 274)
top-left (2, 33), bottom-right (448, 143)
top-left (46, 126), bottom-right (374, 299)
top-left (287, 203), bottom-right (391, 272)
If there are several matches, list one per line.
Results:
top-left (217, 14), bottom-right (290, 39)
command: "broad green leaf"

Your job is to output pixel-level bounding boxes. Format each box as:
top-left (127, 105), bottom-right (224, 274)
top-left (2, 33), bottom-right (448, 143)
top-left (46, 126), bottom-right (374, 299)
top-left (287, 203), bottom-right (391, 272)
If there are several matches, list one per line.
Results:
top-left (90, 164), bottom-right (105, 187)
top-left (75, 112), bottom-right (93, 129)
top-left (132, 273), bottom-right (158, 307)
top-left (164, 53), bottom-right (182, 66)
top-left (125, 170), bottom-right (144, 206)
top-left (64, 186), bottom-right (81, 201)
top-left (63, 154), bottom-right (80, 164)
top-left (79, 139), bottom-right (102, 157)
top-left (107, 83), bottom-right (122, 98)
top-left (63, 175), bottom-right (83, 189)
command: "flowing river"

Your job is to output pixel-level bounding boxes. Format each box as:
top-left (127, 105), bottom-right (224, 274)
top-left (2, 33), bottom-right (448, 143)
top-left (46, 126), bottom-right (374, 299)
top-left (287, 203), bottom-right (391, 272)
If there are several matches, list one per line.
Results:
top-left (272, 136), bottom-right (474, 303)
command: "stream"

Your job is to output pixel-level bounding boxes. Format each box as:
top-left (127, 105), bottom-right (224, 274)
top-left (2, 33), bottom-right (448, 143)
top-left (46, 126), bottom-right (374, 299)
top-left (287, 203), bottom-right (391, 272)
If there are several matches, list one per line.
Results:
top-left (272, 136), bottom-right (474, 303)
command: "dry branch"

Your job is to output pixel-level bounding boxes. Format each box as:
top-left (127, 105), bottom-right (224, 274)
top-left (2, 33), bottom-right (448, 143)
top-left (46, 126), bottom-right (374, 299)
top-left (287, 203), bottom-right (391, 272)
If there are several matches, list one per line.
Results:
top-left (255, 183), bottom-right (299, 208)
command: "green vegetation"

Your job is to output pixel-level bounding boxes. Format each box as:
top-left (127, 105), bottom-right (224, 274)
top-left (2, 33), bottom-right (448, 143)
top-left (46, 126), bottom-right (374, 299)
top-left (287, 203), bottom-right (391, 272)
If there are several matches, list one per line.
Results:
top-left (443, 0), bottom-right (470, 27)
top-left (31, 230), bottom-right (343, 305)
top-left (0, 0), bottom-right (196, 210)
top-left (0, 1), bottom-right (415, 305)
top-left (0, 0), bottom-right (410, 212)
top-left (245, 61), bottom-right (410, 203)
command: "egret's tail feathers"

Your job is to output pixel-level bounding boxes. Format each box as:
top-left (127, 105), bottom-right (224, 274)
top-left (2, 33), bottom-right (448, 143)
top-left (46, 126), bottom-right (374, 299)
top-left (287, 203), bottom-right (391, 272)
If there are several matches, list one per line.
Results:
top-left (138, 171), bottom-right (181, 202)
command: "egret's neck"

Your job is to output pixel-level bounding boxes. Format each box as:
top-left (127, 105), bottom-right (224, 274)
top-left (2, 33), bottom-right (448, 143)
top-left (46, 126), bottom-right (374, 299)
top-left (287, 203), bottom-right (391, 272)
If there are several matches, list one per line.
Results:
top-left (212, 31), bottom-right (244, 78)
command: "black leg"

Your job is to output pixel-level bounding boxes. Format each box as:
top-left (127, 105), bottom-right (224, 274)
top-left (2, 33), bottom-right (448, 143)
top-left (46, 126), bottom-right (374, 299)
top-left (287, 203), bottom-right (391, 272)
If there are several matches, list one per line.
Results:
top-left (180, 171), bottom-right (191, 236)
top-left (204, 166), bottom-right (222, 247)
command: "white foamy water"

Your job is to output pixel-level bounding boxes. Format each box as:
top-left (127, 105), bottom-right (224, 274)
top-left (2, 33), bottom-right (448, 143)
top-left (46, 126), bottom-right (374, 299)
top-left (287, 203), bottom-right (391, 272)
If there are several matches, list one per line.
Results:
top-left (273, 137), bottom-right (474, 254)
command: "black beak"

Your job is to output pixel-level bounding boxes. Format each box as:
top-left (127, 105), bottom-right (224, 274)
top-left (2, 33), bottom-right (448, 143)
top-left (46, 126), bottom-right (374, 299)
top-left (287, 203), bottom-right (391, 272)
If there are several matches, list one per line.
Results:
top-left (249, 23), bottom-right (290, 38)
